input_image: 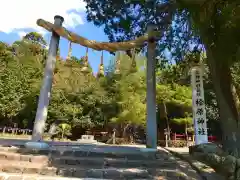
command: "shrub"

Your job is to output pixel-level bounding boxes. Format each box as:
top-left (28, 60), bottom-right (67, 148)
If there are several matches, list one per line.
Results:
top-left (158, 140), bottom-right (187, 147)
top-left (106, 137), bottom-right (130, 144)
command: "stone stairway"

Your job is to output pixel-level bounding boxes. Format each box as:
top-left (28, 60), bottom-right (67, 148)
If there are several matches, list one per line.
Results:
top-left (0, 145), bottom-right (202, 179)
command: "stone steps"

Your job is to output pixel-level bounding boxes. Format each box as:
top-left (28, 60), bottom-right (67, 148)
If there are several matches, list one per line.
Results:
top-left (0, 161), bottom-right (188, 179)
top-left (0, 151), bottom-right (49, 164)
top-left (0, 146), bottom-right (162, 160)
top-left (0, 172), bottom-right (151, 180)
top-left (0, 159), bottom-right (152, 179)
top-left (0, 151), bottom-right (177, 169)
top-left (0, 158), bottom-right (189, 179)
top-left (0, 146), bottom-right (193, 179)
top-left (50, 156), bottom-right (177, 168)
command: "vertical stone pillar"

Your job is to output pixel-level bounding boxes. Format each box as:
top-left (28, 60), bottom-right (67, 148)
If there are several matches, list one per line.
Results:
top-left (146, 24), bottom-right (157, 149)
top-left (191, 65), bottom-right (208, 145)
top-left (32, 15), bottom-right (64, 141)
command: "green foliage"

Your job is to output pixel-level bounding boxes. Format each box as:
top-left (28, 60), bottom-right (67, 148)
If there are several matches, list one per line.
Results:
top-left (1, 29), bottom-right (230, 140)
top-left (172, 117), bottom-right (192, 126)
top-left (23, 32), bottom-right (47, 47)
top-left (158, 140), bottom-right (188, 148)
top-left (57, 123), bottom-right (72, 139)
top-left (104, 53), bottom-right (147, 126)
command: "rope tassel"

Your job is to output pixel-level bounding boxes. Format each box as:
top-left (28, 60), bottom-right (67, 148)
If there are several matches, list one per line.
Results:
top-left (81, 47), bottom-right (90, 73)
top-left (115, 52), bottom-right (121, 74)
top-left (66, 41), bottom-right (72, 60)
top-left (130, 48), bottom-right (137, 72)
top-left (97, 51), bottom-right (104, 77)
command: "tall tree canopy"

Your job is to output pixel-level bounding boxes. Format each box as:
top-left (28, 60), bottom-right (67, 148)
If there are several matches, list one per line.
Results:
top-left (83, 0), bottom-right (240, 155)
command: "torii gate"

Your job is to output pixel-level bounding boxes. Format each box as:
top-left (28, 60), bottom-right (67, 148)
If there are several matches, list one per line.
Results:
top-left (32, 15), bottom-right (160, 149)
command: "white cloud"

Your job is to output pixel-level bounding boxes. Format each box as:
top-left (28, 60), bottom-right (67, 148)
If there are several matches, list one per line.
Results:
top-left (17, 31), bottom-right (27, 38)
top-left (0, 0), bottom-right (86, 35)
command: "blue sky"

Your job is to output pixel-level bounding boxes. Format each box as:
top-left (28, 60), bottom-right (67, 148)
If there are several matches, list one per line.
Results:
top-left (0, 0), bottom-right (113, 74)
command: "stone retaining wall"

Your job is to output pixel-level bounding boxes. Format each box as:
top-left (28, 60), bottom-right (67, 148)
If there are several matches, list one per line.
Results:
top-left (189, 143), bottom-right (240, 180)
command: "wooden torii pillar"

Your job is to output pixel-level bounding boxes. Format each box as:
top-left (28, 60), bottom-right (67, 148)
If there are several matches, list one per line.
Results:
top-left (32, 15), bottom-right (64, 141)
top-left (146, 25), bottom-right (157, 149)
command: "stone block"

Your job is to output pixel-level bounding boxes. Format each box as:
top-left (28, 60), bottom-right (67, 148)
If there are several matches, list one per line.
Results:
top-left (0, 153), bottom-right (7, 159)
top-left (65, 158), bottom-right (79, 165)
top-left (37, 149), bottom-right (51, 155)
top-left (103, 168), bottom-right (121, 179)
top-left (20, 155), bottom-right (32, 161)
top-left (122, 168), bottom-right (149, 179)
top-left (62, 150), bottom-right (74, 156)
top-left (6, 176), bottom-right (23, 180)
top-left (6, 153), bottom-right (20, 161)
top-left (24, 142), bottom-right (49, 150)
top-left (23, 166), bottom-right (40, 174)
top-left (81, 135), bottom-right (94, 140)
top-left (189, 143), bottom-right (238, 178)
top-left (72, 168), bottom-right (87, 178)
top-left (73, 151), bottom-right (87, 157)
top-left (86, 169), bottom-right (104, 178)
top-left (104, 158), bottom-right (126, 168)
top-left (6, 147), bottom-right (19, 153)
top-left (2, 165), bottom-right (22, 173)
top-left (189, 143), bottom-right (224, 156)
top-left (30, 155), bottom-right (49, 164)
top-left (50, 150), bottom-right (61, 156)
top-left (81, 157), bottom-right (104, 166)
top-left (236, 158), bottom-right (240, 168)
top-left (39, 167), bottom-right (57, 176)
top-left (51, 158), bottom-right (66, 165)
top-left (221, 155), bottom-right (236, 175)
top-left (23, 177), bottom-right (37, 180)
top-left (235, 166), bottom-right (240, 180)
top-left (57, 168), bottom-right (69, 176)
top-left (57, 168), bottom-right (75, 177)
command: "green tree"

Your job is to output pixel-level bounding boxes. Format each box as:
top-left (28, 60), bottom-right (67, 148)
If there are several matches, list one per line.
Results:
top-left (103, 53), bottom-right (146, 139)
top-left (23, 32), bottom-right (47, 47)
top-left (83, 0), bottom-right (240, 155)
top-left (0, 41), bottom-right (44, 127)
top-left (57, 123), bottom-right (72, 139)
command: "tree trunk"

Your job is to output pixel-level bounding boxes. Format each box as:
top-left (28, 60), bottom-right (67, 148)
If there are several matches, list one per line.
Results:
top-left (123, 124), bottom-right (130, 142)
top-left (166, 117), bottom-right (171, 141)
top-left (231, 85), bottom-right (240, 114)
top-left (185, 123), bottom-right (189, 147)
top-left (160, 102), bottom-right (170, 141)
top-left (206, 46), bottom-right (240, 156)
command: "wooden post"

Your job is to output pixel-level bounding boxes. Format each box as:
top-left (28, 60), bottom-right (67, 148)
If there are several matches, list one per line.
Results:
top-left (32, 15), bottom-right (64, 141)
top-left (146, 24), bottom-right (157, 149)
top-left (112, 128), bottom-right (116, 145)
top-left (165, 132), bottom-right (168, 147)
